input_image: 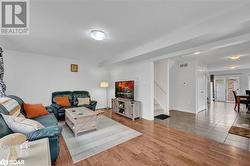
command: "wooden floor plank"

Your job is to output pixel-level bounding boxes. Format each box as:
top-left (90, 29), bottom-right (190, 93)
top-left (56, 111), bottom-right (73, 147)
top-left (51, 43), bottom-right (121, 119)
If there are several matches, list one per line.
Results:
top-left (55, 110), bottom-right (250, 166)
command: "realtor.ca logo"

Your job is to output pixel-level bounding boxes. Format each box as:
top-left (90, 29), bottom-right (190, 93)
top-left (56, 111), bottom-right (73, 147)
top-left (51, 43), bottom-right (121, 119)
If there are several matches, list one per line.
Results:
top-left (0, 0), bottom-right (30, 35)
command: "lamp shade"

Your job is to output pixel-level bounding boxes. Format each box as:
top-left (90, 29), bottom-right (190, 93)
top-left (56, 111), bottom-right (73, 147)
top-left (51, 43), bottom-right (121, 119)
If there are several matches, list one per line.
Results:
top-left (100, 81), bottom-right (109, 88)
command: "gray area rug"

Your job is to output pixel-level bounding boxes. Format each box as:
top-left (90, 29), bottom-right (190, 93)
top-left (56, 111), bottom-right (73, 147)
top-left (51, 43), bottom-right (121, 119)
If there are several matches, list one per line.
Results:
top-left (60, 115), bottom-right (142, 163)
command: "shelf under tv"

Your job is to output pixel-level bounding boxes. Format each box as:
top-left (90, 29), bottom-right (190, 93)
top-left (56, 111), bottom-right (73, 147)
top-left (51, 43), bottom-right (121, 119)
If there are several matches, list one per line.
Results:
top-left (112, 98), bottom-right (141, 120)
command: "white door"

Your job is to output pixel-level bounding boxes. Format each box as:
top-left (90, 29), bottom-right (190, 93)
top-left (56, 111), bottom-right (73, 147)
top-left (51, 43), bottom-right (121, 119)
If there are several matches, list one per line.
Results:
top-left (197, 71), bottom-right (207, 112)
top-left (215, 79), bottom-right (226, 101)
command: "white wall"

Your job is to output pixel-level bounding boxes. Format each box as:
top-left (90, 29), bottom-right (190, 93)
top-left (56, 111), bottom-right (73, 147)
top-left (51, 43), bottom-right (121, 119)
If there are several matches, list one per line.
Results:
top-left (249, 75), bottom-right (250, 91)
top-left (154, 59), bottom-right (169, 114)
top-left (240, 73), bottom-right (249, 94)
top-left (4, 50), bottom-right (108, 108)
top-left (169, 60), bottom-right (207, 113)
top-left (108, 62), bottom-right (154, 120)
top-left (170, 60), bottom-right (196, 113)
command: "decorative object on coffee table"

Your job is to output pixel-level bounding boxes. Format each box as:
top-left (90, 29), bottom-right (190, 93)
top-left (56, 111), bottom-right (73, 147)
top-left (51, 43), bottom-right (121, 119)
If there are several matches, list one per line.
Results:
top-left (65, 107), bottom-right (97, 136)
top-left (0, 133), bottom-right (27, 160)
top-left (100, 81), bottom-right (109, 109)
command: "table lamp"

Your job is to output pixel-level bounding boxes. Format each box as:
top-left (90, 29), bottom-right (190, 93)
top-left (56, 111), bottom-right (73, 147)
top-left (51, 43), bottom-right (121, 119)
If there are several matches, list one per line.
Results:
top-left (100, 81), bottom-right (109, 109)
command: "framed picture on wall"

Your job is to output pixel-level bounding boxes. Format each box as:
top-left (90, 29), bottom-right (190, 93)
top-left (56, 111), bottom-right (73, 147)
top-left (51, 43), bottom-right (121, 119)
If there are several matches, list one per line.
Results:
top-left (71, 64), bottom-right (78, 72)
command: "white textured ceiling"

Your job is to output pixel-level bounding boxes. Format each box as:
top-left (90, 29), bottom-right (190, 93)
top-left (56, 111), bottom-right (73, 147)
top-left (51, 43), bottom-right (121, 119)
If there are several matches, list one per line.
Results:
top-left (0, 0), bottom-right (250, 70)
top-left (171, 40), bottom-right (250, 71)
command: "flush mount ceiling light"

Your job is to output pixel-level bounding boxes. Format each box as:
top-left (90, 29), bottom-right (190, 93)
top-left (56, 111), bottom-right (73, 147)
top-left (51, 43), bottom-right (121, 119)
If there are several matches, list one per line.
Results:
top-left (193, 51), bottom-right (201, 55)
top-left (229, 66), bottom-right (237, 69)
top-left (89, 30), bottom-right (106, 41)
top-left (229, 54), bottom-right (241, 60)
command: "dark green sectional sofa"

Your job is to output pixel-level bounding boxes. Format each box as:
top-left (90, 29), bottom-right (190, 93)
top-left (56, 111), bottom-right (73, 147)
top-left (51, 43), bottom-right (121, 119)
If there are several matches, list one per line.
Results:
top-left (49, 91), bottom-right (97, 120)
top-left (0, 95), bottom-right (62, 162)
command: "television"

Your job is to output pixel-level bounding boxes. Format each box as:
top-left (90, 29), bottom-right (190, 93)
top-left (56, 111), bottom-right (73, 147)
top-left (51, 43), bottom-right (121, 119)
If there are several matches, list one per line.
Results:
top-left (115, 81), bottom-right (134, 100)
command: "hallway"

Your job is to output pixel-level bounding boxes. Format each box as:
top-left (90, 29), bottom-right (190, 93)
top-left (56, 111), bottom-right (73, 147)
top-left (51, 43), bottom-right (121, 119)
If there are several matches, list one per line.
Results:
top-left (155, 102), bottom-right (250, 151)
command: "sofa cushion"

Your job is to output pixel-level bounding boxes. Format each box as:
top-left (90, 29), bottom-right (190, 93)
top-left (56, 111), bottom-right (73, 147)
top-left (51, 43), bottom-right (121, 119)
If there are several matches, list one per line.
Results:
top-left (55, 96), bottom-right (71, 107)
top-left (77, 97), bottom-right (90, 106)
top-left (0, 97), bottom-right (21, 116)
top-left (72, 91), bottom-right (90, 106)
top-left (33, 113), bottom-right (58, 127)
top-left (23, 103), bottom-right (49, 118)
top-left (58, 105), bottom-right (78, 110)
top-left (58, 105), bottom-right (79, 111)
top-left (7, 95), bottom-right (25, 115)
top-left (1, 114), bottom-right (45, 134)
top-left (52, 91), bottom-right (72, 105)
top-left (81, 104), bottom-right (93, 110)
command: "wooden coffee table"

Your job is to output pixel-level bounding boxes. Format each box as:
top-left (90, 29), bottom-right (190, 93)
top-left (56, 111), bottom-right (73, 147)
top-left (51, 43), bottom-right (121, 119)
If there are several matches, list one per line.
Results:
top-left (65, 107), bottom-right (97, 136)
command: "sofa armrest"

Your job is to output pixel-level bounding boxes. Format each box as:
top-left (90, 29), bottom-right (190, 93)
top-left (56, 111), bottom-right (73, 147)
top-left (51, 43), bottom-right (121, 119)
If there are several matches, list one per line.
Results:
top-left (89, 100), bottom-right (97, 111)
top-left (27, 126), bottom-right (62, 141)
top-left (90, 100), bottom-right (97, 106)
top-left (46, 105), bottom-right (60, 119)
top-left (50, 103), bottom-right (62, 110)
top-left (45, 106), bottom-right (57, 114)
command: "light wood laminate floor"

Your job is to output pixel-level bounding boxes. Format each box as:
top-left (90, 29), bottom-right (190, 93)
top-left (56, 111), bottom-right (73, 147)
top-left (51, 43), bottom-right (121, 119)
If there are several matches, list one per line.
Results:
top-left (55, 109), bottom-right (250, 166)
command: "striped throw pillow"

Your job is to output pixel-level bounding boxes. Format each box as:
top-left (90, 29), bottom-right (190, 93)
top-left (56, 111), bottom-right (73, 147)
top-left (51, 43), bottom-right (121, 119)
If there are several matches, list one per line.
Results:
top-left (0, 97), bottom-right (21, 116)
top-left (1, 114), bottom-right (44, 134)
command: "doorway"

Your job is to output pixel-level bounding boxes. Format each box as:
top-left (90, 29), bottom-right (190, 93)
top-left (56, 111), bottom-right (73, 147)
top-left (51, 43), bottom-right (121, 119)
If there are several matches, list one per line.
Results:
top-left (214, 77), bottom-right (239, 102)
top-left (197, 68), bottom-right (207, 112)
top-left (154, 60), bottom-right (169, 116)
top-left (215, 78), bottom-right (226, 101)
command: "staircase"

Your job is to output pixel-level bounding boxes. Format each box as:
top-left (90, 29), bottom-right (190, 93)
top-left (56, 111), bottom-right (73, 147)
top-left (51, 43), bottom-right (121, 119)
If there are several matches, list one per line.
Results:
top-left (154, 80), bottom-right (167, 116)
top-left (154, 99), bottom-right (165, 116)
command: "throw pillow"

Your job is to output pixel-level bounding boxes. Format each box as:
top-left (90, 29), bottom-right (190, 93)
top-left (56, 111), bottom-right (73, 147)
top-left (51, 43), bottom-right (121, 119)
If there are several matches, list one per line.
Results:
top-left (23, 103), bottom-right (49, 119)
top-left (55, 96), bottom-right (71, 107)
top-left (1, 114), bottom-right (45, 134)
top-left (0, 97), bottom-right (21, 117)
top-left (18, 113), bottom-right (25, 118)
top-left (77, 97), bottom-right (90, 106)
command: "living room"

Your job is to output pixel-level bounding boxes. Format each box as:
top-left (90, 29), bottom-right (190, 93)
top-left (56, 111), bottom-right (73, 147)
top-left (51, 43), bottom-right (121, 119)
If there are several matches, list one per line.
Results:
top-left (0, 0), bottom-right (250, 166)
